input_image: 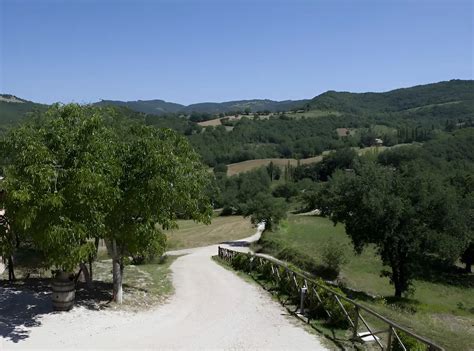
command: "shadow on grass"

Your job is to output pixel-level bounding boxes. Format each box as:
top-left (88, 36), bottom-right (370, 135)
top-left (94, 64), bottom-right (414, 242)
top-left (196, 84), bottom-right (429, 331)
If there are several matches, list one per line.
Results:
top-left (413, 256), bottom-right (474, 288)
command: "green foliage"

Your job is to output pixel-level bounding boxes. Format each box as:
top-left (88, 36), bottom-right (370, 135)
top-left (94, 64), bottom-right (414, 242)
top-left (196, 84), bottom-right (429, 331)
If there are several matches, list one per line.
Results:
top-left (309, 282), bottom-right (355, 328)
top-left (295, 148), bottom-right (358, 182)
top-left (106, 124), bottom-right (213, 260)
top-left (213, 163), bottom-right (228, 175)
top-left (392, 330), bottom-right (428, 351)
top-left (0, 95), bottom-right (48, 126)
top-left (317, 159), bottom-right (471, 297)
top-left (272, 182), bottom-right (297, 201)
top-left (2, 104), bottom-right (118, 271)
top-left (321, 239), bottom-right (348, 277)
top-left (230, 253), bottom-right (252, 273)
top-left (242, 192), bottom-right (287, 231)
top-left (1, 103), bottom-right (213, 277)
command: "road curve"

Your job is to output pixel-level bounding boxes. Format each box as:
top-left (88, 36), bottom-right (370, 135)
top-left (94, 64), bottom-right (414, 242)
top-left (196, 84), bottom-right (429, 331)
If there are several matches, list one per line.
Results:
top-left (1, 224), bottom-right (328, 350)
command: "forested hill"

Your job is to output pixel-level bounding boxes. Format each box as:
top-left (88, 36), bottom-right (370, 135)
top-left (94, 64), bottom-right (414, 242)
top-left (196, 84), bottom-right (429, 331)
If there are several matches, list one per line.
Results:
top-left (94, 99), bottom-right (185, 115)
top-left (0, 94), bottom-right (47, 128)
top-left (306, 79), bottom-right (474, 113)
top-left (94, 98), bottom-right (309, 115)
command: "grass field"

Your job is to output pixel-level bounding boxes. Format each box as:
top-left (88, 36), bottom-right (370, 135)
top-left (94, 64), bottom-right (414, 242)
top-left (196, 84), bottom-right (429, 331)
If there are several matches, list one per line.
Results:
top-left (285, 110), bottom-right (342, 119)
top-left (165, 215), bottom-right (255, 250)
top-left (226, 156), bottom-right (324, 176)
top-left (197, 118), bottom-right (222, 127)
top-left (226, 145), bottom-right (410, 176)
top-left (259, 215), bottom-right (474, 350)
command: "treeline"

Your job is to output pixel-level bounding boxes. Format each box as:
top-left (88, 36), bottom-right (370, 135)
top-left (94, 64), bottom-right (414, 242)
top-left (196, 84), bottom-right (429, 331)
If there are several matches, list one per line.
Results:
top-left (300, 128), bottom-right (474, 296)
top-left (214, 128), bottom-right (473, 297)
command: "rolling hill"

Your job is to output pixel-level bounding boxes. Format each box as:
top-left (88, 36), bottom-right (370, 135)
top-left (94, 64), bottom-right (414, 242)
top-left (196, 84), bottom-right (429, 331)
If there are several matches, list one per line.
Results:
top-left (0, 94), bottom-right (47, 127)
top-left (94, 98), bottom-right (309, 115)
top-left (306, 79), bottom-right (474, 113)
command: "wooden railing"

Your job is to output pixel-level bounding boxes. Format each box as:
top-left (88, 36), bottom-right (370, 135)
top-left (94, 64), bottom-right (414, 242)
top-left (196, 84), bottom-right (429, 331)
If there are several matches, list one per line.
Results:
top-left (218, 246), bottom-right (444, 351)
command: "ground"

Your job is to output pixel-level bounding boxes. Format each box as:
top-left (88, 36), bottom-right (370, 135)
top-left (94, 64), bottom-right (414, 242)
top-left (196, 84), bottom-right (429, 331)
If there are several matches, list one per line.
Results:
top-left (0, 224), bottom-right (329, 350)
top-left (259, 215), bottom-right (474, 350)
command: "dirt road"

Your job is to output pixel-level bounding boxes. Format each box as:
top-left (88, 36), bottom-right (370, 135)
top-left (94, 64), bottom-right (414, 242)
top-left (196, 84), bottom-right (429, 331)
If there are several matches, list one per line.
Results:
top-left (1, 224), bottom-right (327, 350)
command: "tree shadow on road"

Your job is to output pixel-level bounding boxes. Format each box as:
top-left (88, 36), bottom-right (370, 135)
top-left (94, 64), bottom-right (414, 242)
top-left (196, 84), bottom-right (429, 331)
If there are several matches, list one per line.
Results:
top-left (0, 279), bottom-right (52, 343)
top-left (0, 278), bottom-right (115, 343)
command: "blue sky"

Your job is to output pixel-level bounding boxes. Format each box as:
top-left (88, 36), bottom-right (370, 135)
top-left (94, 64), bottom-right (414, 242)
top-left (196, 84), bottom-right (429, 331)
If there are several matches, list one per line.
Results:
top-left (1, 0), bottom-right (472, 104)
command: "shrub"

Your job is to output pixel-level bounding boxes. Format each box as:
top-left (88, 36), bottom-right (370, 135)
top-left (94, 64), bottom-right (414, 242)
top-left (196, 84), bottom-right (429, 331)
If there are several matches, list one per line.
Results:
top-left (321, 239), bottom-right (348, 278)
top-left (306, 280), bottom-right (355, 329)
top-left (391, 330), bottom-right (428, 351)
top-left (231, 253), bottom-right (252, 272)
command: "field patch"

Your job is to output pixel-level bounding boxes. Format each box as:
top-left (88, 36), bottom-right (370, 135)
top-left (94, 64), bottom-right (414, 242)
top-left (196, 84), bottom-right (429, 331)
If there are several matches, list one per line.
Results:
top-left (165, 215), bottom-right (254, 250)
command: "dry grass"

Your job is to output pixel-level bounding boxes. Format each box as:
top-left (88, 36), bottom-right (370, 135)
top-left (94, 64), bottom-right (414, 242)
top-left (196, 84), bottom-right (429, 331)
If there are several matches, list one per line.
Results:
top-left (226, 156), bottom-right (324, 176)
top-left (226, 145), bottom-right (414, 176)
top-left (166, 215), bottom-right (255, 250)
top-left (197, 118), bottom-right (222, 127)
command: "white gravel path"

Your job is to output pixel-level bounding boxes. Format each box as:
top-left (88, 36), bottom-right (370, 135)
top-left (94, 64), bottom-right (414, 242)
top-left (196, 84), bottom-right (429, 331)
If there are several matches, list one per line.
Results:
top-left (1, 224), bottom-right (328, 350)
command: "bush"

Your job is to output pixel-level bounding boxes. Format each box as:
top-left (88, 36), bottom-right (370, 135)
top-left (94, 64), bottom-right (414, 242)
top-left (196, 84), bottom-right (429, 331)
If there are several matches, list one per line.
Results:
top-left (306, 280), bottom-right (355, 329)
top-left (321, 239), bottom-right (348, 278)
top-left (391, 330), bottom-right (428, 351)
top-left (231, 253), bottom-right (252, 273)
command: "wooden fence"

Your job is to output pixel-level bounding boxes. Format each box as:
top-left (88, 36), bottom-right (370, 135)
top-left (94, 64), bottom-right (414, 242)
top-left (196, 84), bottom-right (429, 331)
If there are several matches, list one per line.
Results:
top-left (218, 246), bottom-right (444, 351)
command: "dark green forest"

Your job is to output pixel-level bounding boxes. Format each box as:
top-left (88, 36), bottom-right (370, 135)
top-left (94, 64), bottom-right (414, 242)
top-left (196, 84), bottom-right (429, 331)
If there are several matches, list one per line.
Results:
top-left (2, 80), bottom-right (473, 167)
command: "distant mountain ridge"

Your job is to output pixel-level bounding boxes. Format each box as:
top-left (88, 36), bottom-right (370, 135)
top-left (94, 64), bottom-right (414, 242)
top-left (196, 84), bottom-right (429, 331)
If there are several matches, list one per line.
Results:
top-left (94, 98), bottom-right (309, 115)
top-left (2, 79), bottom-right (472, 126)
top-left (307, 79), bottom-right (474, 113)
top-left (0, 94), bottom-right (47, 127)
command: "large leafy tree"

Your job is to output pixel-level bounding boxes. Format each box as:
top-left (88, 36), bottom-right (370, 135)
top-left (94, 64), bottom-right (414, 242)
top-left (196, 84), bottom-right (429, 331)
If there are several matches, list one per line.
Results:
top-left (317, 160), bottom-right (469, 297)
top-left (105, 125), bottom-right (212, 303)
top-left (1, 104), bottom-right (119, 273)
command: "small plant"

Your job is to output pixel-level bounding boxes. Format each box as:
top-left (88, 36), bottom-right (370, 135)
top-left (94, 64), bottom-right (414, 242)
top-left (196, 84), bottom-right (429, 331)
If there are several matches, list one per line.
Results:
top-left (392, 330), bottom-right (428, 351)
top-left (321, 239), bottom-right (348, 278)
top-left (231, 253), bottom-right (252, 272)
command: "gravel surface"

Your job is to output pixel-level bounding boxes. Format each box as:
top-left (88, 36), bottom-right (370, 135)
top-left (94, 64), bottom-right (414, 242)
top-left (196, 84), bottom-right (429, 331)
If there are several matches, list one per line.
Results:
top-left (1, 224), bottom-right (327, 350)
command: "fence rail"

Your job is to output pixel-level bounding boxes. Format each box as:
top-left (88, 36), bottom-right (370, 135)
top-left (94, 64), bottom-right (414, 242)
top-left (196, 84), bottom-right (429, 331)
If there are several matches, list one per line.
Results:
top-left (218, 246), bottom-right (444, 351)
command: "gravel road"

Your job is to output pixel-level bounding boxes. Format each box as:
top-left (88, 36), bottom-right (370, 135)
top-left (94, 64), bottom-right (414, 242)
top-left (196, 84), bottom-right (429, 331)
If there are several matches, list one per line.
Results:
top-left (1, 224), bottom-right (328, 350)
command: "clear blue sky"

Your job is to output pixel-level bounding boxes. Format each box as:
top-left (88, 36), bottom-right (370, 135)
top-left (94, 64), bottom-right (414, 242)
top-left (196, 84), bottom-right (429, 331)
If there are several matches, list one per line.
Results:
top-left (1, 0), bottom-right (472, 104)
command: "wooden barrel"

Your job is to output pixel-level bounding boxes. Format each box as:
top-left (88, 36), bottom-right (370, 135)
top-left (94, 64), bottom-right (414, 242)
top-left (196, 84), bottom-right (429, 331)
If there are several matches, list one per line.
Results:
top-left (51, 277), bottom-right (75, 311)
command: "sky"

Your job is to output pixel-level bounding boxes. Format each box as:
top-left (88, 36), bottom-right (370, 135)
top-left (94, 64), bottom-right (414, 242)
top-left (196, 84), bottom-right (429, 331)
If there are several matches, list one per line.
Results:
top-left (0, 0), bottom-right (472, 105)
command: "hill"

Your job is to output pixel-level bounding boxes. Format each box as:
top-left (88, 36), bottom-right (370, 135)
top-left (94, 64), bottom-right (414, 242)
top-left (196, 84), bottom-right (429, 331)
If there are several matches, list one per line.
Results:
top-left (306, 79), bottom-right (474, 114)
top-left (0, 94), bottom-right (47, 127)
top-left (94, 98), bottom-right (308, 116)
top-left (94, 99), bottom-right (185, 115)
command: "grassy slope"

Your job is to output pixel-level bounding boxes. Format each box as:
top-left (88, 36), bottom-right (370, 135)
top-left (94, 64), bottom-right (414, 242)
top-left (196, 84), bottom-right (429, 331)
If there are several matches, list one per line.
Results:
top-left (165, 215), bottom-right (255, 250)
top-left (259, 215), bottom-right (474, 350)
top-left (226, 145), bottom-right (407, 176)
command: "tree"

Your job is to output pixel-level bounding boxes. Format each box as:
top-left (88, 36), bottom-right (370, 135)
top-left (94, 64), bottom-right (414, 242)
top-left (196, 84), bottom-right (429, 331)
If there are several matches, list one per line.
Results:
top-left (242, 192), bottom-right (287, 231)
top-left (317, 160), bottom-right (469, 297)
top-left (105, 125), bottom-right (212, 303)
top-left (213, 163), bottom-right (228, 175)
top-left (1, 104), bottom-right (118, 276)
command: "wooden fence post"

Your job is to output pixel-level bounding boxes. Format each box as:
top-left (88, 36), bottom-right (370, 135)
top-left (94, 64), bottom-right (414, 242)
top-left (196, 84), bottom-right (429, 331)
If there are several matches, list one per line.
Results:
top-left (352, 306), bottom-right (359, 340)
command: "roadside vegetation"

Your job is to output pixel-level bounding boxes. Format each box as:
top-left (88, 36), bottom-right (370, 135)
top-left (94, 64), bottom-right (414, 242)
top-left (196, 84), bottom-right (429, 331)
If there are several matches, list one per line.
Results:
top-left (257, 215), bottom-right (474, 350)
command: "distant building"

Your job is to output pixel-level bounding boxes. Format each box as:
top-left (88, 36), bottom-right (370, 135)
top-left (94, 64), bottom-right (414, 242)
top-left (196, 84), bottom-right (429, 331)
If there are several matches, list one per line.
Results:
top-left (374, 138), bottom-right (383, 146)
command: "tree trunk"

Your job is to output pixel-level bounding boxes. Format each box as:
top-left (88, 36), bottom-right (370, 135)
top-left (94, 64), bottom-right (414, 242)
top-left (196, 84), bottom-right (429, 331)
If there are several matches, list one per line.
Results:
top-left (465, 262), bottom-right (472, 274)
top-left (110, 239), bottom-right (123, 304)
top-left (79, 262), bottom-right (93, 288)
top-left (7, 255), bottom-right (15, 281)
top-left (89, 257), bottom-right (93, 281)
top-left (112, 257), bottom-right (123, 304)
